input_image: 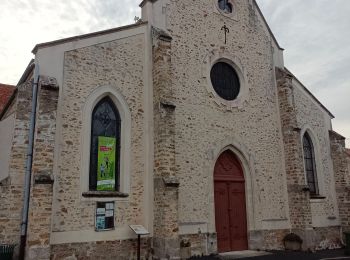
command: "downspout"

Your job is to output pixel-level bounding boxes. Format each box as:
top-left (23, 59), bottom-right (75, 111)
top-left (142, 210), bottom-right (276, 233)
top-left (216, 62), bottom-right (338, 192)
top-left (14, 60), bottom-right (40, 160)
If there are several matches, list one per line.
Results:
top-left (19, 62), bottom-right (40, 260)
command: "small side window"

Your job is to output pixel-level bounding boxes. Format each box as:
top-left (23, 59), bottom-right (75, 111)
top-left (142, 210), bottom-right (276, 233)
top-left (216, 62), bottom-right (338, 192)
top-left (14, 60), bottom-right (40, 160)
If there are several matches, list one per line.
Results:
top-left (303, 133), bottom-right (319, 196)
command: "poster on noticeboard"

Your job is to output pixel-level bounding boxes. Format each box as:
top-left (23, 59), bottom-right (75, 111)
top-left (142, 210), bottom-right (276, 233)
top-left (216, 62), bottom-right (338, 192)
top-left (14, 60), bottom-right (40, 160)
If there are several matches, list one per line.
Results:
top-left (96, 202), bottom-right (114, 231)
top-left (97, 136), bottom-right (116, 191)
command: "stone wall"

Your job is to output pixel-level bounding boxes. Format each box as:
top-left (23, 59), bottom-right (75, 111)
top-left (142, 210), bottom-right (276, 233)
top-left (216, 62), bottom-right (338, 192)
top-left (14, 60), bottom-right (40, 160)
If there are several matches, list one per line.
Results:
top-left (313, 226), bottom-right (342, 250)
top-left (0, 77), bottom-right (61, 259)
top-left (0, 81), bottom-right (31, 247)
top-left (152, 28), bottom-right (180, 258)
top-left (276, 66), bottom-right (343, 250)
top-left (51, 238), bottom-right (151, 260)
top-left (0, 104), bottom-right (15, 182)
top-left (249, 229), bottom-right (289, 251)
top-left (162, 0), bottom-right (290, 239)
top-left (1, 1), bottom-right (347, 258)
top-left (49, 32), bottom-right (149, 258)
top-left (251, 227), bottom-right (341, 251)
top-left (177, 227), bottom-right (341, 255)
top-left (293, 78), bottom-right (339, 228)
top-left (27, 77), bottom-right (59, 259)
top-left (276, 68), bottom-right (312, 231)
top-left (330, 131), bottom-right (350, 232)
top-left (179, 233), bottom-right (210, 258)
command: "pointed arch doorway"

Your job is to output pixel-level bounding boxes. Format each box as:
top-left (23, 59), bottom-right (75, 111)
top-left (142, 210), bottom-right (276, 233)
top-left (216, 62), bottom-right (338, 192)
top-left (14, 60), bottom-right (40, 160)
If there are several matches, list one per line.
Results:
top-left (214, 150), bottom-right (248, 252)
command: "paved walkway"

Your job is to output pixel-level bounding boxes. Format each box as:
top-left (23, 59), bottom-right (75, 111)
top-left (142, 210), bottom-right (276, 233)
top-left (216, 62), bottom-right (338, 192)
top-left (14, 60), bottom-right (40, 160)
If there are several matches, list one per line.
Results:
top-left (190, 249), bottom-right (350, 260)
top-left (220, 250), bottom-right (271, 259)
top-left (229, 249), bottom-right (350, 260)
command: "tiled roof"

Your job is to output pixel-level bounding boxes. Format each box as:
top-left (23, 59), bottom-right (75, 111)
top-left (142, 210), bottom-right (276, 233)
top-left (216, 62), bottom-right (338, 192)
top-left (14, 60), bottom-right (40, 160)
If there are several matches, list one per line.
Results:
top-left (0, 83), bottom-right (15, 115)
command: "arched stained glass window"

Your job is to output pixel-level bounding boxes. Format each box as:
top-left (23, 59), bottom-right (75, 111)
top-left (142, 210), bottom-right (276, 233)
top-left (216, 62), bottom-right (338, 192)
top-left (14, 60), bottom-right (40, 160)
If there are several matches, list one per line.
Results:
top-left (303, 133), bottom-right (318, 195)
top-left (90, 97), bottom-right (121, 191)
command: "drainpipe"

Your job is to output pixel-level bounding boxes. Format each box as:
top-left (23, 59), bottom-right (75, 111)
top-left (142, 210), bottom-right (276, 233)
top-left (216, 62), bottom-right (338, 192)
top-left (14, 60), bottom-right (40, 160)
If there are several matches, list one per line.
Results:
top-left (19, 62), bottom-right (40, 260)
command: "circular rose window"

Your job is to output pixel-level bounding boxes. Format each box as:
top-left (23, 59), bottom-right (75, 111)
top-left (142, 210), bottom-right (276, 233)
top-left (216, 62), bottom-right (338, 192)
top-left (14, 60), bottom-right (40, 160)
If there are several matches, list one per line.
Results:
top-left (210, 62), bottom-right (240, 101)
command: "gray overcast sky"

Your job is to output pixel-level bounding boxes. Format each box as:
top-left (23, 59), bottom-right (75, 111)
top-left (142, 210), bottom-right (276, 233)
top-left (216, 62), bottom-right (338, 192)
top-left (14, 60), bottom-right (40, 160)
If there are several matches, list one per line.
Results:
top-left (0, 0), bottom-right (349, 147)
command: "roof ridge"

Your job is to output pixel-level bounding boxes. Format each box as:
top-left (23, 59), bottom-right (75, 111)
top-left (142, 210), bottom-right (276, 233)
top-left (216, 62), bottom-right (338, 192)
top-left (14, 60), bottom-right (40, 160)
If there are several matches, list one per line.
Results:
top-left (32, 22), bottom-right (148, 54)
top-left (253, 0), bottom-right (283, 50)
top-left (284, 67), bottom-right (335, 119)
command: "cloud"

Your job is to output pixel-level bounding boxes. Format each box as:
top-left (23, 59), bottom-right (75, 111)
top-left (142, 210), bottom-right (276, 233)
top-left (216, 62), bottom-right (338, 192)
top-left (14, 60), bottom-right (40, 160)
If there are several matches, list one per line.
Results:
top-left (0, 0), bottom-right (140, 84)
top-left (0, 0), bottom-right (349, 146)
top-left (257, 0), bottom-right (350, 147)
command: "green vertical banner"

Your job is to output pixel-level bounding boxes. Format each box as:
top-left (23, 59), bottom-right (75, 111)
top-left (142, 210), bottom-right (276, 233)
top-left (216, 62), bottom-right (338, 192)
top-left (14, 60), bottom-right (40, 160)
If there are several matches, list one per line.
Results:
top-left (97, 136), bottom-right (116, 191)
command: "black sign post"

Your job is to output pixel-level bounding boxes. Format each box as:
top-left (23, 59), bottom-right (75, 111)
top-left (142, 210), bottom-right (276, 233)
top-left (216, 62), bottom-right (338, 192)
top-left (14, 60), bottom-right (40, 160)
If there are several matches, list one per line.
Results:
top-left (137, 234), bottom-right (141, 260)
top-left (129, 225), bottom-right (150, 260)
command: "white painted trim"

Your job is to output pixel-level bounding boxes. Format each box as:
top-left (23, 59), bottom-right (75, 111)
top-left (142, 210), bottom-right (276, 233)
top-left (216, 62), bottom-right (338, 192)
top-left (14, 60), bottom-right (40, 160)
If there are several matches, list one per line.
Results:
top-left (142, 23), bottom-right (155, 235)
top-left (141, 0), bottom-right (170, 32)
top-left (80, 86), bottom-right (132, 201)
top-left (260, 219), bottom-right (290, 230)
top-left (0, 113), bottom-right (15, 182)
top-left (202, 49), bottom-right (249, 110)
top-left (36, 26), bottom-right (147, 92)
top-left (179, 223), bottom-right (209, 235)
top-left (50, 226), bottom-right (148, 245)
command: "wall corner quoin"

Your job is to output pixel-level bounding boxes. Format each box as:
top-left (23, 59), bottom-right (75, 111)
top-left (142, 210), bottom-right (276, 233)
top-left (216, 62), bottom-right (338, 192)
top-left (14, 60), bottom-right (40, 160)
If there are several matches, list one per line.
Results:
top-left (0, 74), bottom-right (59, 249)
top-left (329, 130), bottom-right (346, 151)
top-left (26, 75), bottom-right (59, 258)
top-left (153, 27), bottom-right (172, 42)
top-left (152, 25), bottom-right (173, 104)
top-left (275, 67), bottom-right (312, 231)
top-left (151, 24), bottom-right (180, 258)
top-left (275, 67), bottom-right (293, 88)
top-left (152, 26), bottom-right (172, 55)
top-left (329, 130), bottom-right (350, 229)
top-left (0, 77), bottom-right (33, 246)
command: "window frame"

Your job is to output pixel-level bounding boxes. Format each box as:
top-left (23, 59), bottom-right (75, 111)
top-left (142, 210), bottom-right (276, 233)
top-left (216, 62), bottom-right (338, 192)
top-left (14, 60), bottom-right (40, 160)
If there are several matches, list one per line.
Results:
top-left (213, 0), bottom-right (238, 20)
top-left (302, 132), bottom-right (319, 196)
top-left (80, 86), bottom-right (131, 201)
top-left (89, 96), bottom-right (121, 192)
top-left (210, 61), bottom-right (241, 101)
top-left (202, 51), bottom-right (249, 110)
top-left (218, 0), bottom-right (233, 13)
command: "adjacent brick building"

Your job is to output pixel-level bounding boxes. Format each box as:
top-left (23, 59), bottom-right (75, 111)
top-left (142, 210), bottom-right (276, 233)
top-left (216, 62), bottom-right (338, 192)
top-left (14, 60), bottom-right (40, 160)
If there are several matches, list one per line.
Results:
top-left (0, 83), bottom-right (15, 115)
top-left (0, 0), bottom-right (349, 259)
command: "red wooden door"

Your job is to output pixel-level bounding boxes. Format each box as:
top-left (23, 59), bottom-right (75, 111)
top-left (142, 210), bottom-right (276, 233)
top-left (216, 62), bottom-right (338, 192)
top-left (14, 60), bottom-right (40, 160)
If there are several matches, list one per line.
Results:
top-left (214, 182), bottom-right (231, 252)
top-left (214, 150), bottom-right (248, 253)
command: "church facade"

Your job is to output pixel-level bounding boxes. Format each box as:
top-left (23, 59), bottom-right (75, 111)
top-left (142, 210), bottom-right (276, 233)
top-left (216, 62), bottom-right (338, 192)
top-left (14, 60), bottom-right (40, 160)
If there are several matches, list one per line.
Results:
top-left (0, 0), bottom-right (349, 259)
